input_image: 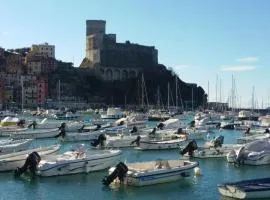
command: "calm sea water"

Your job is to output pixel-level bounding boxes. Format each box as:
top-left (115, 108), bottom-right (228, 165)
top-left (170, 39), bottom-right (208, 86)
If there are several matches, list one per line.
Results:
top-left (1, 117), bottom-right (270, 200)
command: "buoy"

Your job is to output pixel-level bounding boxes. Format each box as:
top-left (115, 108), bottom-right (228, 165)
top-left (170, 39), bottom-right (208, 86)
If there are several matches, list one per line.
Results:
top-left (194, 167), bottom-right (202, 176)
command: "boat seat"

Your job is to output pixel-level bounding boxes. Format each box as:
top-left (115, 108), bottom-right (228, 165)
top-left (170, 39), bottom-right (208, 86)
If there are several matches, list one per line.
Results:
top-left (155, 160), bottom-right (171, 169)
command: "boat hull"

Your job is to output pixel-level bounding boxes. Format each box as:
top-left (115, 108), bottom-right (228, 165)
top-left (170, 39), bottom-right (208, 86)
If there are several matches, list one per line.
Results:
top-left (218, 177), bottom-right (270, 199)
top-left (135, 139), bottom-right (186, 150)
top-left (11, 128), bottom-right (59, 139)
top-left (0, 145), bottom-right (60, 171)
top-left (38, 150), bottom-right (121, 177)
top-left (122, 160), bottom-right (198, 186)
top-left (0, 139), bottom-right (33, 155)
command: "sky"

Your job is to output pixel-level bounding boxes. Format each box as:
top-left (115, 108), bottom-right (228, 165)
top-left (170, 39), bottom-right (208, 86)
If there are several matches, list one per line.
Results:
top-left (1, 0), bottom-right (270, 108)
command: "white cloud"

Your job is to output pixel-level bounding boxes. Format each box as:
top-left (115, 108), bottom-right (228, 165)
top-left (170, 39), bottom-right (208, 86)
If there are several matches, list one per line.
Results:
top-left (236, 57), bottom-right (258, 63)
top-left (220, 65), bottom-right (256, 72)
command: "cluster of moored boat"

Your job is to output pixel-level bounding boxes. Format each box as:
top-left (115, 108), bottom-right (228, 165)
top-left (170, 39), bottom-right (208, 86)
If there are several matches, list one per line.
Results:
top-left (1, 108), bottom-right (270, 198)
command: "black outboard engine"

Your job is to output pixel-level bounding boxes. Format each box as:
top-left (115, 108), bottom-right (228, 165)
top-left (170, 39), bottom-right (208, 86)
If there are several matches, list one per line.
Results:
top-left (78, 125), bottom-right (85, 133)
top-left (130, 135), bottom-right (141, 146)
top-left (176, 128), bottom-right (184, 135)
top-left (94, 124), bottom-right (102, 131)
top-left (17, 119), bottom-right (26, 127)
top-left (55, 123), bottom-right (66, 138)
top-left (91, 134), bottom-right (106, 148)
top-left (130, 126), bottom-right (138, 134)
top-left (265, 128), bottom-right (270, 133)
top-left (102, 162), bottom-right (128, 186)
top-left (190, 120), bottom-right (195, 128)
top-left (14, 152), bottom-right (41, 177)
top-left (149, 127), bottom-right (156, 136)
top-left (213, 135), bottom-right (224, 148)
top-left (180, 140), bottom-right (198, 157)
top-left (245, 127), bottom-right (251, 134)
top-left (28, 120), bottom-right (37, 129)
top-left (118, 121), bottom-right (125, 126)
top-left (157, 122), bottom-right (165, 130)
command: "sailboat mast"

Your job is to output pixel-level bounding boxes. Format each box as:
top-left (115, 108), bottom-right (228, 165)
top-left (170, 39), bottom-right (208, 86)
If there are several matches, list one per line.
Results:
top-left (175, 76), bottom-right (178, 110)
top-left (58, 80), bottom-right (61, 108)
top-left (192, 86), bottom-right (194, 111)
top-left (167, 82), bottom-right (170, 110)
top-left (21, 77), bottom-right (24, 111)
top-left (207, 80), bottom-right (209, 108)
top-left (141, 75), bottom-right (144, 109)
top-left (216, 75), bottom-right (218, 107)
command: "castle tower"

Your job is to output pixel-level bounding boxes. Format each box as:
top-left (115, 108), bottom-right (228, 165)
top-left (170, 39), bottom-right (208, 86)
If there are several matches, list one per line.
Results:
top-left (85, 20), bottom-right (106, 65)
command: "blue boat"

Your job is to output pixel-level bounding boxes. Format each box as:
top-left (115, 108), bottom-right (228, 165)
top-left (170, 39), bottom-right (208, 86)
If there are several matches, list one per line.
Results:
top-left (218, 177), bottom-right (270, 199)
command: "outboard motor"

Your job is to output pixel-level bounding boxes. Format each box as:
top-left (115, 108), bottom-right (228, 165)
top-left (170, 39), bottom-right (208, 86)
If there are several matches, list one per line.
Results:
top-left (91, 134), bottom-right (106, 148)
top-left (190, 120), bottom-right (195, 128)
top-left (265, 128), bottom-right (270, 133)
top-left (17, 119), bottom-right (26, 127)
top-left (176, 128), bottom-right (184, 135)
top-left (94, 124), bottom-right (102, 131)
top-left (28, 120), bottom-right (37, 129)
top-left (14, 152), bottom-right (41, 177)
top-left (157, 122), bottom-right (165, 130)
top-left (180, 140), bottom-right (198, 157)
top-left (78, 125), bottom-right (85, 133)
top-left (216, 122), bottom-right (221, 129)
top-left (235, 146), bottom-right (246, 165)
top-left (130, 126), bottom-right (138, 134)
top-left (118, 121), bottom-right (125, 126)
top-left (245, 127), bottom-right (251, 134)
top-left (213, 135), bottom-right (224, 148)
top-left (102, 162), bottom-right (128, 186)
top-left (130, 135), bottom-right (141, 146)
top-left (149, 127), bottom-right (156, 136)
top-left (55, 123), bottom-right (66, 138)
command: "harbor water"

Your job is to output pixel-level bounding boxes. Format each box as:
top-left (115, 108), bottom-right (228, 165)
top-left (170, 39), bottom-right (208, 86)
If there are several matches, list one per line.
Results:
top-left (0, 117), bottom-right (269, 200)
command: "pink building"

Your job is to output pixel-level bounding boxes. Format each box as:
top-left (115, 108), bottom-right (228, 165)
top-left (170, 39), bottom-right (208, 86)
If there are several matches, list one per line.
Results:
top-left (36, 76), bottom-right (48, 105)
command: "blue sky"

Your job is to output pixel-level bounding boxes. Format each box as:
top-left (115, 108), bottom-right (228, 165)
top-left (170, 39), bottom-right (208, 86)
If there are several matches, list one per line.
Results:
top-left (1, 0), bottom-right (270, 108)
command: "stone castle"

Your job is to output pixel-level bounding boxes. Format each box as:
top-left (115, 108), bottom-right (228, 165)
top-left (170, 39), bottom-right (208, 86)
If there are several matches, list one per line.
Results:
top-left (80, 20), bottom-right (158, 81)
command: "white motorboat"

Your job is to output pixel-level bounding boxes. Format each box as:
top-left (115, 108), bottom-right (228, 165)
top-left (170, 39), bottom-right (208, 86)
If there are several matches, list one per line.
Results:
top-left (0, 145), bottom-right (60, 171)
top-left (0, 116), bottom-right (20, 126)
top-left (103, 160), bottom-right (198, 186)
top-left (62, 130), bottom-right (104, 142)
top-left (134, 137), bottom-right (186, 150)
top-left (0, 139), bottom-right (33, 155)
top-left (218, 177), bottom-right (270, 199)
top-left (236, 133), bottom-right (270, 144)
top-left (0, 126), bottom-right (28, 136)
top-left (101, 107), bottom-right (125, 119)
top-left (114, 115), bottom-right (147, 129)
top-left (34, 148), bottom-right (121, 177)
top-left (11, 128), bottom-right (60, 139)
top-left (105, 134), bottom-right (149, 148)
top-left (183, 128), bottom-right (213, 140)
top-left (193, 144), bottom-right (243, 158)
top-left (26, 119), bottom-right (85, 132)
top-left (227, 140), bottom-right (270, 165)
top-left (181, 137), bottom-right (243, 158)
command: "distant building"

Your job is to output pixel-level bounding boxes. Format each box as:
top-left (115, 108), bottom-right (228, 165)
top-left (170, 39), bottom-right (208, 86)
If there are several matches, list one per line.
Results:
top-left (4, 51), bottom-right (25, 74)
top-left (25, 53), bottom-right (57, 75)
top-left (80, 20), bottom-right (158, 81)
top-left (31, 43), bottom-right (55, 58)
top-left (0, 47), bottom-right (4, 57)
top-left (36, 76), bottom-right (48, 105)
